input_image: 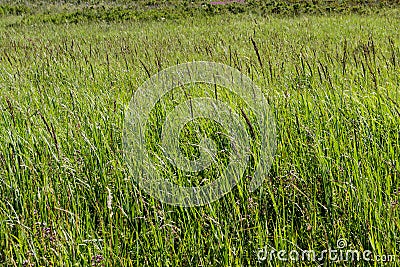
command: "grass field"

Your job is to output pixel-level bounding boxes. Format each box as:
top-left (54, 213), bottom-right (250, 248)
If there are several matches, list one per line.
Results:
top-left (0, 1), bottom-right (399, 266)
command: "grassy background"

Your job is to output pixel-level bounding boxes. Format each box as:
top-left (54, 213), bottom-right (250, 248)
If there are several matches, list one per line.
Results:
top-left (0, 2), bottom-right (400, 266)
top-left (1, 0), bottom-right (400, 25)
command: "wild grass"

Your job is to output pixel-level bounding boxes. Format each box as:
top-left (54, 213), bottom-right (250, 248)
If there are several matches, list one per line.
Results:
top-left (0, 10), bottom-right (399, 266)
top-left (1, 0), bottom-right (400, 26)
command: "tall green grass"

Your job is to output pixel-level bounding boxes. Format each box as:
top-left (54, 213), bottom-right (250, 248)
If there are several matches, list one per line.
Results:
top-left (0, 11), bottom-right (399, 266)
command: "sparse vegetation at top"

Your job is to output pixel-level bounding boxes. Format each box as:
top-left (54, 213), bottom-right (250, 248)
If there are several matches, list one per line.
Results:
top-left (1, 0), bottom-right (400, 25)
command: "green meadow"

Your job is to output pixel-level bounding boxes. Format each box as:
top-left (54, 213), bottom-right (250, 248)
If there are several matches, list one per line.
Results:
top-left (0, 1), bottom-right (399, 266)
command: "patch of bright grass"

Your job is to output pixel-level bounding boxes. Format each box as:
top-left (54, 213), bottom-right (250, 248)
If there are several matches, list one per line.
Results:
top-left (0, 11), bottom-right (399, 266)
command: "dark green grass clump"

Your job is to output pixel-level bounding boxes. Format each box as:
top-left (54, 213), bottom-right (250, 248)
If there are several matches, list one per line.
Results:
top-left (1, 0), bottom-right (400, 25)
